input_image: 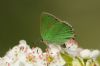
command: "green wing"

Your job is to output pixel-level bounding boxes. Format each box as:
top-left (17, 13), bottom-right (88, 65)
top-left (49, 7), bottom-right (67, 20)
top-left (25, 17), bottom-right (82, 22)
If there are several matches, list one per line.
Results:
top-left (40, 12), bottom-right (74, 45)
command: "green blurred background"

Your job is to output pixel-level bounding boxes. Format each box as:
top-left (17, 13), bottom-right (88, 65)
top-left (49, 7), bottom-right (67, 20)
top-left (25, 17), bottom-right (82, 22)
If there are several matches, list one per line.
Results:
top-left (0, 0), bottom-right (100, 56)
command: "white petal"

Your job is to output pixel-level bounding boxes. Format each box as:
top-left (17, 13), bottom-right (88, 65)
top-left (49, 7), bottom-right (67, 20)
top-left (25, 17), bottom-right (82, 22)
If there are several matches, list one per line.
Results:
top-left (80, 49), bottom-right (91, 58)
top-left (19, 40), bottom-right (27, 44)
top-left (90, 50), bottom-right (100, 59)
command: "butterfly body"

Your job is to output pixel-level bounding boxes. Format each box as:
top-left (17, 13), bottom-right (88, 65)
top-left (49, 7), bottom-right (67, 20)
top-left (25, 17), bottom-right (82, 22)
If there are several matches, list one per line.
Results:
top-left (65, 39), bottom-right (78, 50)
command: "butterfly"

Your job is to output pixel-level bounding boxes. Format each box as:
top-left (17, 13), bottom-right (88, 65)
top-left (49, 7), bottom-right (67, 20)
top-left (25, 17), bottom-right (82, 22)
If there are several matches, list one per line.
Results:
top-left (40, 12), bottom-right (75, 45)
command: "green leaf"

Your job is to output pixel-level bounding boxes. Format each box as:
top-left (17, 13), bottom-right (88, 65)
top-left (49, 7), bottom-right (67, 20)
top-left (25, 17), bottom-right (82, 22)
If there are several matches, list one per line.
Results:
top-left (60, 53), bottom-right (73, 66)
top-left (96, 55), bottom-right (100, 65)
top-left (76, 57), bottom-right (84, 66)
top-left (40, 12), bottom-right (74, 45)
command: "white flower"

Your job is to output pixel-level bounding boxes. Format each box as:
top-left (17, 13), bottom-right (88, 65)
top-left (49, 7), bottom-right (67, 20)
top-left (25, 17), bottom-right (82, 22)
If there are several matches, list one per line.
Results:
top-left (4, 48), bottom-right (19, 63)
top-left (18, 40), bottom-right (30, 53)
top-left (32, 47), bottom-right (43, 56)
top-left (0, 62), bottom-right (8, 66)
top-left (19, 40), bottom-right (27, 45)
top-left (80, 49), bottom-right (91, 59)
top-left (66, 47), bottom-right (83, 56)
top-left (1, 40), bottom-right (100, 66)
top-left (48, 44), bottom-right (61, 57)
top-left (90, 50), bottom-right (100, 59)
top-left (80, 49), bottom-right (100, 59)
top-left (0, 58), bottom-right (8, 66)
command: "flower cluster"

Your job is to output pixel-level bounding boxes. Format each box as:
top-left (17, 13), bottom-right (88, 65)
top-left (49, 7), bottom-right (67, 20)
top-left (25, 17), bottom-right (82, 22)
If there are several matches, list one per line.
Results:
top-left (0, 40), bottom-right (100, 66)
top-left (0, 40), bottom-right (65, 66)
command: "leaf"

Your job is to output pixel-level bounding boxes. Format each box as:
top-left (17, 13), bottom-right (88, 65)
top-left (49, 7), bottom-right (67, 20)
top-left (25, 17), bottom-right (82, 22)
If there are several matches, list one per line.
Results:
top-left (96, 55), bottom-right (100, 65)
top-left (60, 53), bottom-right (73, 66)
top-left (40, 12), bottom-right (74, 45)
top-left (76, 57), bottom-right (84, 66)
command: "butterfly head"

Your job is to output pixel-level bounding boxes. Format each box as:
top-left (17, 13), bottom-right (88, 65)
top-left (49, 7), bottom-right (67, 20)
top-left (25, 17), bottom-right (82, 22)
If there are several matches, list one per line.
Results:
top-left (65, 38), bottom-right (78, 51)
